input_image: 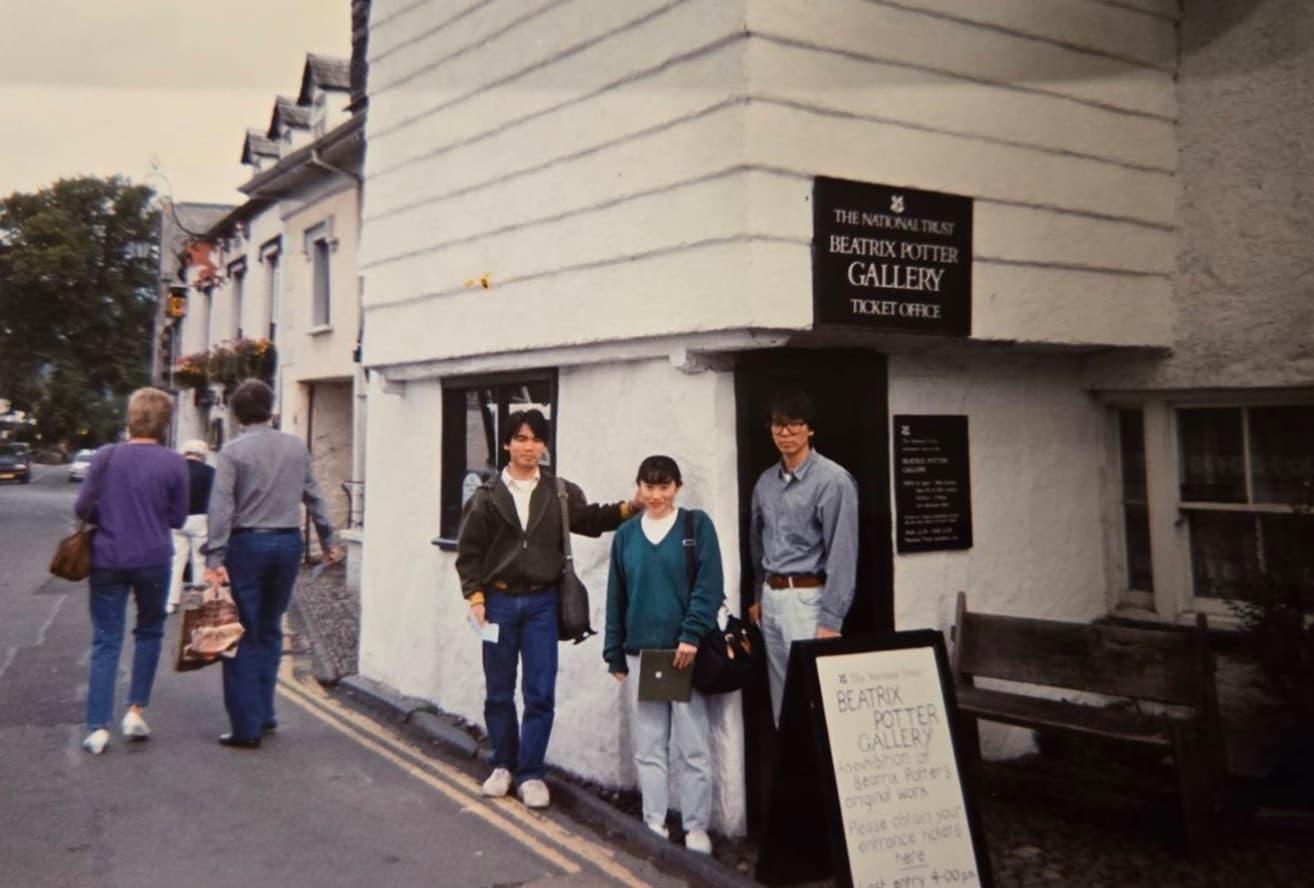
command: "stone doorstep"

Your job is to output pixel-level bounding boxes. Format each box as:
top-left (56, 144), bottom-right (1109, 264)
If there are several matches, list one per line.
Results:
top-left (335, 675), bottom-right (755, 888)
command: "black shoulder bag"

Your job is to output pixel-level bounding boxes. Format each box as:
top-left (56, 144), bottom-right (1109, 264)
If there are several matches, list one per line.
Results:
top-left (686, 510), bottom-right (757, 694)
top-left (555, 477), bottom-right (596, 644)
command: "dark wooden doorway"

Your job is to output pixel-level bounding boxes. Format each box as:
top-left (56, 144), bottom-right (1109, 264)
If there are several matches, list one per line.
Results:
top-left (734, 347), bottom-right (893, 832)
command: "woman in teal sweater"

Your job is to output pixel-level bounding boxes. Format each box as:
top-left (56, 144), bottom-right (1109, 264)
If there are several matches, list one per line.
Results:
top-left (604, 455), bottom-right (723, 854)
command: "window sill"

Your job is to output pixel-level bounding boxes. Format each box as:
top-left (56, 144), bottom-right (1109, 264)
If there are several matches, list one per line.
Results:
top-left (307, 324), bottom-right (333, 336)
top-left (431, 536), bottom-right (458, 552)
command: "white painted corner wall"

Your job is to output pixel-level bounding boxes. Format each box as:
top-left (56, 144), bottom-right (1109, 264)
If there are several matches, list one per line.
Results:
top-left (357, 359), bottom-right (748, 834)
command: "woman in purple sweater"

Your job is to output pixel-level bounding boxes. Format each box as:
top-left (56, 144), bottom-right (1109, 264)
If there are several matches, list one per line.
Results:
top-left (75, 387), bottom-right (188, 754)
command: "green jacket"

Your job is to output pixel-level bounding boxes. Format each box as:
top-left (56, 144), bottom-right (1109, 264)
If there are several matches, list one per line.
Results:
top-left (455, 471), bottom-right (630, 599)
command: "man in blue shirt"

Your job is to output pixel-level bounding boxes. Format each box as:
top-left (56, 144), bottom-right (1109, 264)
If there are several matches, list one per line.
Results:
top-left (748, 387), bottom-right (859, 726)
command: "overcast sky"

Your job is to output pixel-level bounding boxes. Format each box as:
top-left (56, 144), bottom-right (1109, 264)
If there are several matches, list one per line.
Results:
top-left (0, 1), bottom-right (350, 206)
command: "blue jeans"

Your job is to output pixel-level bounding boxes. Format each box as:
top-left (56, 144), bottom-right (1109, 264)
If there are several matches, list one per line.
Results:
top-left (482, 588), bottom-right (558, 782)
top-left (86, 565), bottom-right (170, 729)
top-left (222, 531), bottom-right (301, 740)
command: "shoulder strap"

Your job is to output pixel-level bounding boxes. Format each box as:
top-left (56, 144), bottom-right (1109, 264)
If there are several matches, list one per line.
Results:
top-left (682, 508), bottom-right (696, 591)
top-left (84, 444), bottom-right (116, 519)
top-left (555, 477), bottom-right (574, 563)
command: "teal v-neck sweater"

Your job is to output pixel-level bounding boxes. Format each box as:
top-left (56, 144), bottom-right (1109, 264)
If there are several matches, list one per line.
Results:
top-left (603, 507), bottom-right (723, 674)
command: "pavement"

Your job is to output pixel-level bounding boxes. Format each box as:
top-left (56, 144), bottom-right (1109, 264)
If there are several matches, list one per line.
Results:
top-left (291, 563), bottom-right (1314, 887)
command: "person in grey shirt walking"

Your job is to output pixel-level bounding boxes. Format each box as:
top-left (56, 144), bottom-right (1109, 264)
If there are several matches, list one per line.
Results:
top-left (203, 379), bottom-right (342, 748)
top-left (748, 387), bottom-right (859, 726)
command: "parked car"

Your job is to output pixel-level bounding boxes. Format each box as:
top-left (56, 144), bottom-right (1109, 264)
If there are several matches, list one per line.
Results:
top-left (68, 449), bottom-right (95, 482)
top-left (0, 443), bottom-right (32, 483)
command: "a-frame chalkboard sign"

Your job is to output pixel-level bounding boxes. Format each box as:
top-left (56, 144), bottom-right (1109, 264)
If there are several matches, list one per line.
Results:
top-left (757, 631), bottom-right (993, 887)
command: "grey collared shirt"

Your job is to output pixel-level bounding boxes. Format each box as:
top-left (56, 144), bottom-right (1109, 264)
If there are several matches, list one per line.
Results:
top-left (205, 424), bottom-right (336, 567)
top-left (750, 449), bottom-right (859, 631)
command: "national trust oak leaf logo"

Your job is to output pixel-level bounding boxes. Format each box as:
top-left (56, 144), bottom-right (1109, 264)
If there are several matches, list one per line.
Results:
top-left (890, 194), bottom-right (905, 214)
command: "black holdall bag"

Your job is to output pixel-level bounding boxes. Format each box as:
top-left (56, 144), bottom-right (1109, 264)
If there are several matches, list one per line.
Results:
top-left (554, 478), bottom-right (596, 644)
top-left (684, 510), bottom-right (758, 694)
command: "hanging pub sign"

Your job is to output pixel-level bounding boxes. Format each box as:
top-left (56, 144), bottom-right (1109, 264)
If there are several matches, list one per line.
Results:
top-left (894, 415), bottom-right (973, 553)
top-left (813, 176), bottom-right (973, 336)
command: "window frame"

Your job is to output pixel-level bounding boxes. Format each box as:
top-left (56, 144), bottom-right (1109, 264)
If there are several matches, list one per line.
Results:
top-left (435, 369), bottom-right (559, 546)
top-left (304, 221), bottom-right (334, 330)
top-left (260, 238), bottom-right (281, 342)
top-left (228, 258), bottom-right (246, 339)
top-left (1103, 389), bottom-right (1314, 625)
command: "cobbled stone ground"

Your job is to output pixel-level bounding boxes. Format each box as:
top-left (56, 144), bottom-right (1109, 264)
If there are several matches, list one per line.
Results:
top-left (289, 560), bottom-right (358, 682)
top-left (294, 568), bottom-right (1313, 886)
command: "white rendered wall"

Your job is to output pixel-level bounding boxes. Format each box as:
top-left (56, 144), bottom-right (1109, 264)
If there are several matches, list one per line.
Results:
top-left (889, 350), bottom-right (1111, 757)
top-left (358, 358), bottom-right (748, 834)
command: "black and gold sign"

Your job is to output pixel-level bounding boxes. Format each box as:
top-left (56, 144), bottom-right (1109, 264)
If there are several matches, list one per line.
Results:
top-left (813, 177), bottom-right (973, 336)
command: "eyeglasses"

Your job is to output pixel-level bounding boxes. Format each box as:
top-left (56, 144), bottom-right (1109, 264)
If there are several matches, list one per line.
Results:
top-left (768, 420), bottom-right (808, 432)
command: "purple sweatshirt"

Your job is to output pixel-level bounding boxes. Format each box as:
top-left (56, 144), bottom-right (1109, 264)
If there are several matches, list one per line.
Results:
top-left (74, 443), bottom-right (189, 569)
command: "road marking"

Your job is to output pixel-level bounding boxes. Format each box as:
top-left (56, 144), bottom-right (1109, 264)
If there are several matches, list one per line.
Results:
top-left (275, 679), bottom-right (581, 874)
top-left (276, 671), bottom-right (655, 888)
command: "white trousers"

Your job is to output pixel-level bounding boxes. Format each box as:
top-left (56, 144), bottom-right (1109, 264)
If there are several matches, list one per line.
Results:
top-left (760, 582), bottom-right (823, 727)
top-left (626, 654), bottom-right (713, 832)
top-left (168, 514), bottom-right (208, 607)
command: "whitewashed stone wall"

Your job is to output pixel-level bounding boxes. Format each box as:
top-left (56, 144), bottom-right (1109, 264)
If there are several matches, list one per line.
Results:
top-left (1088, 0), bottom-right (1314, 390)
top-left (888, 350), bottom-right (1111, 758)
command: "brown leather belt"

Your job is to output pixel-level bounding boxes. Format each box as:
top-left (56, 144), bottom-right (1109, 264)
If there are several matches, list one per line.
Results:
top-left (765, 573), bottom-right (825, 589)
top-left (491, 580), bottom-right (546, 594)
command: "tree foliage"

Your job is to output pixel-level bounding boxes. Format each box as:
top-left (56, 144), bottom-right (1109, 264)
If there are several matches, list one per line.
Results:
top-left (0, 176), bottom-right (159, 445)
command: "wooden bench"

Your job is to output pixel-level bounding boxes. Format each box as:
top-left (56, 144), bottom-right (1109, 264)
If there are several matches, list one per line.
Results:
top-left (950, 591), bottom-right (1226, 851)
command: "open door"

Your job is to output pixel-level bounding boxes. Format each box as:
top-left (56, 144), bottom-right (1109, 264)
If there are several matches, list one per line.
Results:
top-left (734, 347), bottom-right (893, 832)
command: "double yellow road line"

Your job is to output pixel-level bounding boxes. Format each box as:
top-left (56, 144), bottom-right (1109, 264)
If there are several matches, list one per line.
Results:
top-left (275, 667), bottom-right (655, 887)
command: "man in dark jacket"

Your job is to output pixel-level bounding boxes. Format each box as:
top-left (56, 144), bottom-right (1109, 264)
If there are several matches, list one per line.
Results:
top-left (456, 409), bottom-right (635, 809)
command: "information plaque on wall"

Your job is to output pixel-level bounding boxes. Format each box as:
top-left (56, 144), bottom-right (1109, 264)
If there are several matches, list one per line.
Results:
top-left (757, 633), bottom-right (993, 888)
top-left (813, 176), bottom-right (973, 336)
top-left (894, 415), bottom-right (973, 553)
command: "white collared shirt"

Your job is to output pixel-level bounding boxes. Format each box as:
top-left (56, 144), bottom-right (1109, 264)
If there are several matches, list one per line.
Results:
top-left (501, 466), bottom-right (540, 529)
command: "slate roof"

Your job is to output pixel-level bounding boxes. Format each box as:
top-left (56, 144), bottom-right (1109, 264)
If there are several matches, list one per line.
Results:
top-left (267, 96), bottom-right (312, 139)
top-left (171, 202), bottom-right (235, 237)
top-left (298, 54), bottom-right (351, 104)
top-left (241, 129), bottom-right (281, 166)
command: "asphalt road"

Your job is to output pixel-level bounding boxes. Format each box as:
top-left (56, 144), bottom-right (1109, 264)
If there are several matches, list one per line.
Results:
top-left (0, 464), bottom-right (681, 888)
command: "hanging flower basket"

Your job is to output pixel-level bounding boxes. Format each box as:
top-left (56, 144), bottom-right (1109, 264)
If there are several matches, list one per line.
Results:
top-left (205, 338), bottom-right (276, 390)
top-left (173, 352), bottom-right (210, 389)
top-left (233, 337), bottom-right (277, 383)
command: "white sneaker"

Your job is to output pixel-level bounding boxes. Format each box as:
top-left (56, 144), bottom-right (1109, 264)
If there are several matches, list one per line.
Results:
top-left (685, 829), bottom-right (712, 855)
top-left (646, 819), bottom-right (669, 840)
top-left (517, 778), bottom-right (550, 809)
top-left (481, 767), bottom-right (513, 797)
top-left (121, 710), bottom-right (150, 740)
top-left (82, 729), bottom-right (110, 755)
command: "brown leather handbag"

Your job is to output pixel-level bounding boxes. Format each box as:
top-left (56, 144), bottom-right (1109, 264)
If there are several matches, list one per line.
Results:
top-left (49, 445), bottom-right (114, 581)
top-left (49, 525), bottom-right (94, 581)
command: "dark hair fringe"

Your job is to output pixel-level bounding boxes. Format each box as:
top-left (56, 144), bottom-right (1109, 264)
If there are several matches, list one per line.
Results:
top-left (635, 454), bottom-right (682, 486)
top-left (503, 408), bottom-right (551, 446)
